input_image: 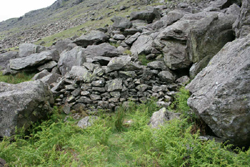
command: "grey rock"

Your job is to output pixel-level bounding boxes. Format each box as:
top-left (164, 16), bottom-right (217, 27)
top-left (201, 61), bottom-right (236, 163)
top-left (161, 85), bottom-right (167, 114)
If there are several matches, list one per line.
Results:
top-left (107, 78), bottom-right (123, 92)
top-left (77, 116), bottom-right (98, 129)
top-left (111, 16), bottom-right (132, 30)
top-left (125, 32), bottom-right (141, 45)
top-left (163, 41), bottom-right (191, 70)
top-left (149, 108), bottom-right (180, 128)
top-left (92, 80), bottom-right (105, 87)
top-left (53, 39), bottom-right (76, 54)
top-left (83, 62), bottom-right (99, 71)
top-left (81, 91), bottom-right (90, 96)
top-left (163, 9), bottom-right (186, 26)
top-left (136, 84), bottom-right (149, 92)
top-left (119, 71), bottom-right (137, 78)
top-left (77, 96), bottom-right (92, 104)
top-left (234, 0), bottom-right (250, 38)
top-left (32, 70), bottom-right (50, 80)
top-left (87, 56), bottom-right (111, 66)
top-left (84, 43), bottom-right (121, 58)
top-left (58, 46), bottom-right (86, 75)
top-left (107, 56), bottom-right (131, 72)
top-left (188, 13), bottom-right (236, 77)
top-left (19, 43), bottom-right (46, 57)
top-left (71, 88), bottom-right (81, 97)
top-left (66, 95), bottom-right (75, 103)
top-left (65, 85), bottom-right (75, 91)
top-left (0, 80), bottom-right (54, 137)
top-left (113, 34), bottom-right (126, 40)
top-left (0, 51), bottom-right (18, 70)
top-left (9, 51), bottom-right (53, 71)
top-left (90, 94), bottom-right (101, 101)
top-left (110, 91), bottom-right (121, 98)
top-left (40, 73), bottom-right (61, 85)
top-left (186, 35), bottom-right (250, 146)
top-left (158, 71), bottom-right (175, 83)
top-left (147, 61), bottom-right (167, 70)
top-left (0, 158), bottom-right (6, 167)
top-left (130, 8), bottom-right (161, 23)
top-left (38, 61), bottom-right (57, 71)
top-left (98, 101), bottom-right (109, 109)
top-left (93, 67), bottom-right (105, 76)
top-left (63, 104), bottom-right (71, 114)
top-left (176, 76), bottom-right (190, 86)
top-left (69, 66), bottom-right (94, 83)
top-left (131, 35), bottom-right (154, 55)
top-left (73, 30), bottom-right (109, 48)
top-left (92, 87), bottom-right (106, 93)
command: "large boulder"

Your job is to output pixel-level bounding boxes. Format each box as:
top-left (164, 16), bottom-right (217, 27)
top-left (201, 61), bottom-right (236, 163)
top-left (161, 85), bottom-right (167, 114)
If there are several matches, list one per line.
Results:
top-left (9, 51), bottom-right (53, 71)
top-left (186, 35), bottom-right (250, 147)
top-left (52, 39), bottom-right (76, 54)
top-left (130, 35), bottom-right (154, 55)
top-left (111, 16), bottom-right (132, 30)
top-left (58, 46), bottom-right (86, 75)
top-left (19, 43), bottom-right (46, 57)
top-left (188, 13), bottom-right (237, 77)
top-left (107, 56), bottom-right (132, 72)
top-left (0, 80), bottom-right (54, 137)
top-left (130, 8), bottom-right (161, 23)
top-left (0, 51), bottom-right (18, 70)
top-left (84, 43), bottom-right (121, 58)
top-left (73, 30), bottom-right (109, 48)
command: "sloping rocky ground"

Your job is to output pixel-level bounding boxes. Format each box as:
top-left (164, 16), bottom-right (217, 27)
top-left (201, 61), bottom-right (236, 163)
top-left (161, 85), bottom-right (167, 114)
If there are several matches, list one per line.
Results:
top-left (1, 0), bottom-right (250, 148)
top-left (0, 0), bottom-right (213, 52)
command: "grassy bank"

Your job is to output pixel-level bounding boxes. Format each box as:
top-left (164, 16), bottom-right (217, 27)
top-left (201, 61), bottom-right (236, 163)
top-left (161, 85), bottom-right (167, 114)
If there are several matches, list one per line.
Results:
top-left (1, 92), bottom-right (250, 166)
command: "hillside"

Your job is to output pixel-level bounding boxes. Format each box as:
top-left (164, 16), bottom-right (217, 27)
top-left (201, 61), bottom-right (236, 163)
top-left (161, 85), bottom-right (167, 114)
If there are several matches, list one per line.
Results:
top-left (0, 0), bottom-right (211, 52)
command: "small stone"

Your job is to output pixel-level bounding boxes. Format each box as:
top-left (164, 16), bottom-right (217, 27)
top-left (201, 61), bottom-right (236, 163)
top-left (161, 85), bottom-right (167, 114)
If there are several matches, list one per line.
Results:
top-left (90, 94), bottom-right (101, 101)
top-left (110, 91), bottom-right (121, 98)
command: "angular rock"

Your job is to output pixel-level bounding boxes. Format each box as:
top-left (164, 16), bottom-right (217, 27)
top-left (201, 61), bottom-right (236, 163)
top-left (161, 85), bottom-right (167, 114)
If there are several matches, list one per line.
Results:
top-left (158, 71), bottom-right (175, 83)
top-left (125, 32), bottom-right (141, 45)
top-left (113, 34), bottom-right (126, 40)
top-left (53, 39), bottom-right (76, 54)
top-left (37, 61), bottom-right (57, 71)
top-left (107, 79), bottom-right (123, 92)
top-left (130, 8), bottom-right (161, 23)
top-left (40, 73), bottom-right (61, 85)
top-left (32, 70), bottom-right (50, 80)
top-left (186, 35), bottom-right (250, 146)
top-left (77, 116), bottom-right (98, 129)
top-left (149, 108), bottom-right (180, 128)
top-left (163, 41), bottom-right (191, 70)
top-left (188, 13), bottom-right (236, 76)
top-left (0, 81), bottom-right (54, 137)
top-left (111, 16), bottom-right (132, 30)
top-left (69, 66), bottom-right (94, 83)
top-left (19, 43), bottom-right (46, 57)
top-left (164, 9), bottom-right (186, 26)
top-left (107, 56), bottom-right (131, 72)
top-left (9, 51), bottom-right (53, 71)
top-left (234, 0), bottom-right (250, 38)
top-left (73, 30), bottom-right (109, 47)
top-left (0, 51), bottom-right (18, 70)
top-left (130, 35), bottom-right (154, 55)
top-left (84, 43), bottom-right (121, 58)
top-left (147, 61), bottom-right (167, 70)
top-left (58, 46), bottom-right (86, 75)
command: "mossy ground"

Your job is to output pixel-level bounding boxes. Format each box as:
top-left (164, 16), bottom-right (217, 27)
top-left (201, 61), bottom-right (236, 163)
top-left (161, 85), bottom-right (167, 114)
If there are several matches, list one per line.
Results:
top-left (1, 90), bottom-right (250, 166)
top-left (0, 71), bottom-right (35, 84)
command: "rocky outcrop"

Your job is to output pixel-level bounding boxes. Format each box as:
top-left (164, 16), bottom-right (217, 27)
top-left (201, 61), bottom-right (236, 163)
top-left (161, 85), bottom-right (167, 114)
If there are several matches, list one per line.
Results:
top-left (73, 30), bottom-right (109, 48)
top-left (186, 35), bottom-right (250, 146)
top-left (58, 46), bottom-right (86, 75)
top-left (19, 43), bottom-right (46, 57)
top-left (188, 12), bottom-right (237, 78)
top-left (0, 80), bottom-right (54, 137)
top-left (0, 51), bottom-right (18, 70)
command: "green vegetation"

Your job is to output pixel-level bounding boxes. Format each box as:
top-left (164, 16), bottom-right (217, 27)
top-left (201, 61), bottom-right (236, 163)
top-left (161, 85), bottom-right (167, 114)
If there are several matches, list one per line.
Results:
top-left (138, 54), bottom-right (153, 65)
top-left (0, 71), bottom-right (35, 84)
top-left (1, 94), bottom-right (250, 166)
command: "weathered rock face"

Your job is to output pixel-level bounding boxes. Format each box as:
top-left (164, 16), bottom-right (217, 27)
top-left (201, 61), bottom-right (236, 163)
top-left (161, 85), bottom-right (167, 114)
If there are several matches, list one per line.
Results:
top-left (0, 51), bottom-right (18, 70)
top-left (9, 51), bottom-right (53, 71)
top-left (188, 12), bottom-right (236, 77)
top-left (0, 80), bottom-right (54, 137)
top-left (111, 16), bottom-right (132, 30)
top-left (58, 46), bottom-right (86, 75)
top-left (234, 0), bottom-right (250, 38)
top-left (73, 30), bottom-right (109, 48)
top-left (130, 8), bottom-right (161, 23)
top-left (19, 43), bottom-right (46, 57)
top-left (186, 35), bottom-right (250, 146)
top-left (130, 35), bottom-right (154, 55)
top-left (84, 43), bottom-right (121, 58)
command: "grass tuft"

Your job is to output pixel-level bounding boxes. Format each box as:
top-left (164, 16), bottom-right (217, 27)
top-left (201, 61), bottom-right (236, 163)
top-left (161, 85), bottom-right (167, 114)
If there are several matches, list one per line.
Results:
top-left (0, 71), bottom-right (35, 84)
